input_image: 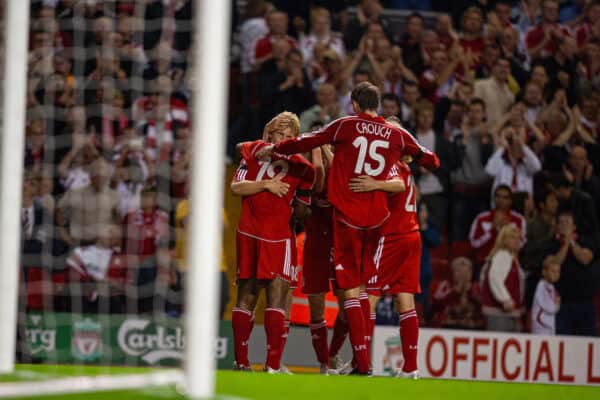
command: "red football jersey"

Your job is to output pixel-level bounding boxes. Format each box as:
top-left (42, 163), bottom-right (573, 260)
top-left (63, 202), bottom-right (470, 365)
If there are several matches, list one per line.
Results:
top-left (234, 140), bottom-right (316, 241)
top-left (124, 208), bottom-right (169, 258)
top-left (381, 161), bottom-right (419, 236)
top-left (274, 113), bottom-right (439, 228)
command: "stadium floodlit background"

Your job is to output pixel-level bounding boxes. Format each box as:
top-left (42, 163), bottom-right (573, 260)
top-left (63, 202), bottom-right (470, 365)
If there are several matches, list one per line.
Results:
top-left (1, 0), bottom-right (600, 398)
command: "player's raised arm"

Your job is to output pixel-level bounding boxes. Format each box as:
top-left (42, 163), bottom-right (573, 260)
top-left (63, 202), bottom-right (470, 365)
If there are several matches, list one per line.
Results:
top-left (257, 118), bottom-right (344, 160)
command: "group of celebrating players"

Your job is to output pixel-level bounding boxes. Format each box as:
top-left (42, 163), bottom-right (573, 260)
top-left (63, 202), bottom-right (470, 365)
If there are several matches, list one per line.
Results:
top-left (230, 82), bottom-right (440, 377)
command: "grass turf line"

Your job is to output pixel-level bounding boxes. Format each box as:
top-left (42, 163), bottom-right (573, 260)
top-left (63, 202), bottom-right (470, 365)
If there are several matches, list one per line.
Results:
top-left (0, 364), bottom-right (156, 382)
top-left (1, 367), bottom-right (600, 400)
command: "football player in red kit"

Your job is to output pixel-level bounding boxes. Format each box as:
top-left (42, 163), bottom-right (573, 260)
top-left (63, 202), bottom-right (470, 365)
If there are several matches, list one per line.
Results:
top-left (258, 83), bottom-right (439, 374)
top-left (302, 144), bottom-right (346, 374)
top-left (351, 118), bottom-right (423, 379)
top-left (231, 112), bottom-right (315, 373)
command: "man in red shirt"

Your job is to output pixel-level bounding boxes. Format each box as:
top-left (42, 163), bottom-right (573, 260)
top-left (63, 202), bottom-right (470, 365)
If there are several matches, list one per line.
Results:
top-left (230, 112), bottom-right (315, 373)
top-left (525, 0), bottom-right (572, 60)
top-left (459, 7), bottom-right (485, 69)
top-left (123, 186), bottom-right (169, 262)
top-left (575, 2), bottom-right (600, 48)
top-left (469, 184), bottom-right (526, 267)
top-left (254, 10), bottom-right (297, 71)
top-left (257, 82), bottom-right (439, 374)
top-left (351, 148), bottom-right (422, 378)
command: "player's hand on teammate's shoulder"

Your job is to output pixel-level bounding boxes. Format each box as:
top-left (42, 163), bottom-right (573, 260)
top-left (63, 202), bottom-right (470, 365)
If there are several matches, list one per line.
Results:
top-left (256, 144), bottom-right (275, 160)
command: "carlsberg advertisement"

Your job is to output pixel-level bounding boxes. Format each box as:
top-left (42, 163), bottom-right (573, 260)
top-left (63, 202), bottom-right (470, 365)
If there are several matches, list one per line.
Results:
top-left (23, 313), bottom-right (233, 368)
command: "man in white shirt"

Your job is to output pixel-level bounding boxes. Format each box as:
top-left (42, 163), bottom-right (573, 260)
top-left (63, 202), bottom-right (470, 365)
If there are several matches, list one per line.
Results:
top-left (474, 57), bottom-right (515, 126)
top-left (485, 126), bottom-right (541, 198)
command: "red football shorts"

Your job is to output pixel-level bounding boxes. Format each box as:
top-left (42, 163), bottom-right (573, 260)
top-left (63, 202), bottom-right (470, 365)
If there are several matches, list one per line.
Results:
top-left (302, 221), bottom-right (334, 295)
top-left (236, 231), bottom-right (295, 283)
top-left (332, 217), bottom-right (380, 289)
top-left (367, 231), bottom-right (422, 296)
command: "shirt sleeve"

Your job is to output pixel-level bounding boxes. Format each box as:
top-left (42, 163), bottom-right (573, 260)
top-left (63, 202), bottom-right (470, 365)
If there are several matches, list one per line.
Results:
top-left (469, 214), bottom-right (493, 249)
top-left (485, 148), bottom-right (505, 177)
top-left (275, 119), bottom-right (342, 155)
top-left (398, 129), bottom-right (440, 170)
top-left (57, 189), bottom-right (72, 211)
top-left (488, 250), bottom-right (514, 304)
top-left (522, 145), bottom-right (542, 175)
top-left (232, 159), bottom-right (248, 183)
top-left (386, 163), bottom-right (400, 179)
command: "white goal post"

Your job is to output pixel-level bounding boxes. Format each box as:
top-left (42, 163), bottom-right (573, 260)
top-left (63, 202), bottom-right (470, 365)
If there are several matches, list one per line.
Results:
top-left (0, 0), bottom-right (231, 398)
top-left (186, 0), bottom-right (232, 397)
top-left (0, 0), bottom-right (31, 375)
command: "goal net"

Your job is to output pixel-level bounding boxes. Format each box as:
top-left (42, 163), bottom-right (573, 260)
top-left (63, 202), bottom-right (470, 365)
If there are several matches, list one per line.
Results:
top-left (0, 0), bottom-right (230, 398)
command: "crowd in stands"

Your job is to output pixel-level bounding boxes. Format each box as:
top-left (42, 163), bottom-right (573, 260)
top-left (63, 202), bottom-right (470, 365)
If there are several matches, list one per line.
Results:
top-left (18, 0), bottom-right (600, 337)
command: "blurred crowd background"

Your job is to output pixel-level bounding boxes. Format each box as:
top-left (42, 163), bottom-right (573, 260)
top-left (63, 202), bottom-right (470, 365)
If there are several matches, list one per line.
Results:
top-left (11, 0), bottom-right (600, 337)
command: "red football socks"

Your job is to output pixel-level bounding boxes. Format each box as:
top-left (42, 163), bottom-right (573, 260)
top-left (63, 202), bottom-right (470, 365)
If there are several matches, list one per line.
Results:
top-left (264, 307), bottom-right (286, 370)
top-left (358, 292), bottom-right (372, 362)
top-left (366, 311), bottom-right (376, 362)
top-left (399, 309), bottom-right (419, 373)
top-left (232, 307), bottom-right (253, 368)
top-left (310, 319), bottom-right (329, 365)
top-left (329, 314), bottom-right (348, 359)
top-left (344, 298), bottom-right (369, 373)
top-left (281, 319), bottom-right (290, 356)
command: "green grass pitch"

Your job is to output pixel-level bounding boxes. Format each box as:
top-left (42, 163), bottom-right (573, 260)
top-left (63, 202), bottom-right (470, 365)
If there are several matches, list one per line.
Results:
top-left (1, 365), bottom-right (599, 400)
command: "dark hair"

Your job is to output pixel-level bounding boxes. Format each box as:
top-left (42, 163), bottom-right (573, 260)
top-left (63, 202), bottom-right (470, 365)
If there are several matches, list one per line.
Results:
top-left (470, 97), bottom-right (486, 111)
top-left (402, 80), bottom-right (419, 89)
top-left (351, 82), bottom-right (380, 111)
top-left (495, 0), bottom-right (513, 8)
top-left (352, 69), bottom-right (371, 79)
top-left (381, 93), bottom-right (400, 106)
top-left (494, 184), bottom-right (513, 197)
top-left (407, 12), bottom-right (424, 23)
top-left (534, 188), bottom-right (556, 208)
top-left (449, 99), bottom-right (466, 109)
top-left (141, 184), bottom-right (157, 196)
top-left (557, 209), bottom-right (574, 220)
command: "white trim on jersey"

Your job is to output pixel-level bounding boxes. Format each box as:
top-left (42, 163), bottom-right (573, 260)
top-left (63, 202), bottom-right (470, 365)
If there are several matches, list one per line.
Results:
top-left (237, 229), bottom-right (292, 243)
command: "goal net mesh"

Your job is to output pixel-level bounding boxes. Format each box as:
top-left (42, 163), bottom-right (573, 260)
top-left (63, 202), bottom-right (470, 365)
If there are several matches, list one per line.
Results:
top-left (2, 0), bottom-right (219, 394)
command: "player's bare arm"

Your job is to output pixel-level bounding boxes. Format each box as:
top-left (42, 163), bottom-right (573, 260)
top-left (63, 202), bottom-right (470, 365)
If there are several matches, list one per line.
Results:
top-left (310, 147), bottom-right (326, 193)
top-left (348, 176), bottom-right (405, 193)
top-left (230, 178), bottom-right (290, 198)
